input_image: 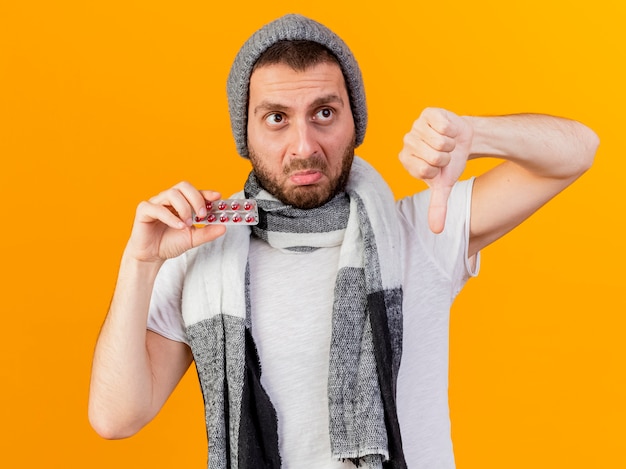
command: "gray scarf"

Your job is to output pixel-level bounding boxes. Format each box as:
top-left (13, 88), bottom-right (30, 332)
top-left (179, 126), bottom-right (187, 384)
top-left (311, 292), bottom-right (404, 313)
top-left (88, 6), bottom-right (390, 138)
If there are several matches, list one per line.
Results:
top-left (181, 157), bottom-right (406, 468)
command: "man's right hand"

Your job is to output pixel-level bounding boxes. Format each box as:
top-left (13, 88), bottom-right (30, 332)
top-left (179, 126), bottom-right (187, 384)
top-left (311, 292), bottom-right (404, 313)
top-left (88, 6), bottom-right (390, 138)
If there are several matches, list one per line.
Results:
top-left (125, 181), bottom-right (227, 263)
top-left (89, 182), bottom-right (227, 438)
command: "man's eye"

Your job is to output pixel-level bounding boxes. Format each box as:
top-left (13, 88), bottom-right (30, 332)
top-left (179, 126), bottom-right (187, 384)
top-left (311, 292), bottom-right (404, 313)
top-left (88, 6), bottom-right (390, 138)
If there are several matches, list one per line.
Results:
top-left (265, 113), bottom-right (284, 125)
top-left (315, 108), bottom-right (334, 120)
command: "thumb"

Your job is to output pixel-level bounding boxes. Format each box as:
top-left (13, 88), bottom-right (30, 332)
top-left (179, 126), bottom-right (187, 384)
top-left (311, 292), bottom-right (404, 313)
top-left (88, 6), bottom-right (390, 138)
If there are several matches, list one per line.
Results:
top-left (428, 184), bottom-right (453, 234)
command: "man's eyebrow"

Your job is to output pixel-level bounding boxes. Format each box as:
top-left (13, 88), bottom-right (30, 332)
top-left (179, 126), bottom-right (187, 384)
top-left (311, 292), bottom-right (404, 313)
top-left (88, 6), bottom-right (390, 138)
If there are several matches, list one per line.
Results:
top-left (310, 94), bottom-right (345, 108)
top-left (253, 101), bottom-right (290, 116)
top-left (253, 94), bottom-right (346, 116)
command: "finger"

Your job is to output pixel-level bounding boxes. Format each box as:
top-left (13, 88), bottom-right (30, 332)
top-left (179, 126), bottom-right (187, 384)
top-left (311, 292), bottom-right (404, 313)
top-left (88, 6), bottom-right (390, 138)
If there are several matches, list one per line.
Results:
top-left (199, 190), bottom-right (222, 202)
top-left (410, 120), bottom-right (457, 154)
top-left (399, 142), bottom-right (449, 180)
top-left (164, 188), bottom-right (197, 227)
top-left (399, 151), bottom-right (441, 180)
top-left (423, 128), bottom-right (456, 154)
top-left (197, 190), bottom-right (222, 219)
top-left (403, 126), bottom-right (453, 165)
top-left (135, 201), bottom-right (187, 230)
top-left (150, 182), bottom-right (208, 226)
top-left (171, 182), bottom-right (212, 221)
top-left (423, 107), bottom-right (461, 139)
top-left (172, 186), bottom-right (225, 222)
top-left (428, 184), bottom-right (453, 234)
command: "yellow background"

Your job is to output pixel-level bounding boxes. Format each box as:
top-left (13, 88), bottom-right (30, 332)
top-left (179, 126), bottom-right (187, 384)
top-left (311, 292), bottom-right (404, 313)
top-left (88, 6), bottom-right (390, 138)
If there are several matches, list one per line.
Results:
top-left (1, 0), bottom-right (624, 467)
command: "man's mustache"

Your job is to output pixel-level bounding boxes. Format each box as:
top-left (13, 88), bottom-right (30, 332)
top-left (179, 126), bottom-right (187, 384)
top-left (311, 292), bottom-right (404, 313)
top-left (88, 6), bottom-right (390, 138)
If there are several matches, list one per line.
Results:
top-left (283, 156), bottom-right (327, 174)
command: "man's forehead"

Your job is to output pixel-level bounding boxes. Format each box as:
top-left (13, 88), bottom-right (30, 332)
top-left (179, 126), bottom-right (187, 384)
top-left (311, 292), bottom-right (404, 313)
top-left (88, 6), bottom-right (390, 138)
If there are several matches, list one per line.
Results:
top-left (250, 61), bottom-right (345, 82)
top-left (249, 62), bottom-right (349, 106)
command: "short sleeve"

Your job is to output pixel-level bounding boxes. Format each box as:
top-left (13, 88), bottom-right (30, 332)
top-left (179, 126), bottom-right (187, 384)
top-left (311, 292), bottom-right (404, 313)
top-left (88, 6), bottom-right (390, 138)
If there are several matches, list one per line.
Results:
top-left (396, 178), bottom-right (480, 297)
top-left (147, 255), bottom-right (190, 345)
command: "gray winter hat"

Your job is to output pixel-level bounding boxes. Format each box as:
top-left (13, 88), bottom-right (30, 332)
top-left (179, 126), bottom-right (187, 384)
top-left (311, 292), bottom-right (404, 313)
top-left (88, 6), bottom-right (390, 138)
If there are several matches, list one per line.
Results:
top-left (226, 14), bottom-right (367, 158)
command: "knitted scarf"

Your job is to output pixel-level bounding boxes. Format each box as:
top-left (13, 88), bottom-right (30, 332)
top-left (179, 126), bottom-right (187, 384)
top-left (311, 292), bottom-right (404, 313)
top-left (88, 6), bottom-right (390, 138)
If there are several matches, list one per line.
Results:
top-left (180, 157), bottom-right (406, 469)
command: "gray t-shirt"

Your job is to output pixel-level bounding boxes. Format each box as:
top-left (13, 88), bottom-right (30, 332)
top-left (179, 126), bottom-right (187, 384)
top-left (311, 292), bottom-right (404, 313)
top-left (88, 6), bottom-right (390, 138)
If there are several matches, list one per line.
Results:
top-left (148, 178), bottom-right (478, 468)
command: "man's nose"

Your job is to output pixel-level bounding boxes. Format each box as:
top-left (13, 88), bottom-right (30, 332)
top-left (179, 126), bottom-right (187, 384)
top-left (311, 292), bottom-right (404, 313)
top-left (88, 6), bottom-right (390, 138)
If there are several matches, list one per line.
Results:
top-left (288, 120), bottom-right (320, 157)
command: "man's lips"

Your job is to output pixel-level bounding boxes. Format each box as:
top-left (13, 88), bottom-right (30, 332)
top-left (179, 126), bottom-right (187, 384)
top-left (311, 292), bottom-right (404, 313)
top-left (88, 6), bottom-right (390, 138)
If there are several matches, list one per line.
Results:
top-left (289, 170), bottom-right (324, 185)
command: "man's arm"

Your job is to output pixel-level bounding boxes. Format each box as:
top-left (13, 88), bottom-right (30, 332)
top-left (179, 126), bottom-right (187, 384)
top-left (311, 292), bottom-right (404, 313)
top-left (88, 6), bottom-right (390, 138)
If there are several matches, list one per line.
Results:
top-left (88, 183), bottom-right (226, 439)
top-left (399, 108), bottom-right (599, 256)
top-left (88, 256), bottom-right (193, 439)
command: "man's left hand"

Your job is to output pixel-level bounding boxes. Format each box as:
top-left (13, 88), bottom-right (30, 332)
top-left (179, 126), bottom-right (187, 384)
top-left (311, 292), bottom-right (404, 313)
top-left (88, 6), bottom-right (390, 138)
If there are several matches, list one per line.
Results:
top-left (399, 107), bottom-right (474, 233)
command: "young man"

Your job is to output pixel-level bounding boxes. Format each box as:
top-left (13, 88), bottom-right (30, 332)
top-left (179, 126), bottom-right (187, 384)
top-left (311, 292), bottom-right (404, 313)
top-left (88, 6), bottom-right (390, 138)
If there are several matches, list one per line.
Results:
top-left (88, 14), bottom-right (599, 469)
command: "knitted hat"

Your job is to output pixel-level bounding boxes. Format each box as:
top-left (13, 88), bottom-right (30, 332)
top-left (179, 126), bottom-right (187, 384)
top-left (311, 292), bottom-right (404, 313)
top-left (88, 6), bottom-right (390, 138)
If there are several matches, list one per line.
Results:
top-left (226, 14), bottom-right (367, 158)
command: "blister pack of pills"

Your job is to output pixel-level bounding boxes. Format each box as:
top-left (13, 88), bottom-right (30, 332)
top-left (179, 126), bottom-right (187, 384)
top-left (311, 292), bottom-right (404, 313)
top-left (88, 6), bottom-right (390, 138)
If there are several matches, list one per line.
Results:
top-left (193, 199), bottom-right (259, 225)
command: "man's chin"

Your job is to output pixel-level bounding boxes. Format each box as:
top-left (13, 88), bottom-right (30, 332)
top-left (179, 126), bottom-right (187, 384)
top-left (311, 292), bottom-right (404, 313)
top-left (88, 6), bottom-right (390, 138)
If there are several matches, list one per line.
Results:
top-left (282, 184), bottom-right (333, 209)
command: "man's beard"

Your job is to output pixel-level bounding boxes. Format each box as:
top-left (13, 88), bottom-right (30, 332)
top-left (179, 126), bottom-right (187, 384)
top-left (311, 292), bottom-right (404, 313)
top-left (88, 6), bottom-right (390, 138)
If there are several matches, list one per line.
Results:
top-left (248, 140), bottom-right (356, 209)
